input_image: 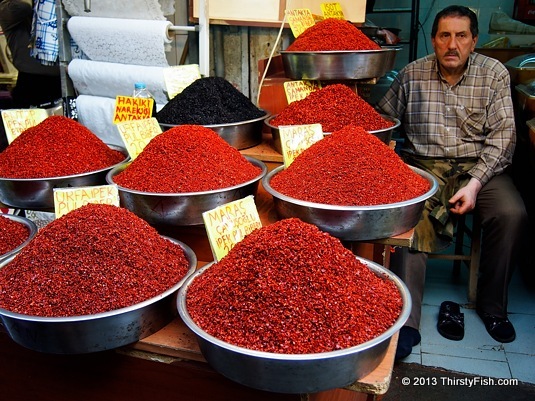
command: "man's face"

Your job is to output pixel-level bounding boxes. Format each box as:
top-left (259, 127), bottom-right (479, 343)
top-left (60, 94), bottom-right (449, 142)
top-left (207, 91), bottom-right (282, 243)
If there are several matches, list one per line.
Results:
top-left (431, 15), bottom-right (477, 74)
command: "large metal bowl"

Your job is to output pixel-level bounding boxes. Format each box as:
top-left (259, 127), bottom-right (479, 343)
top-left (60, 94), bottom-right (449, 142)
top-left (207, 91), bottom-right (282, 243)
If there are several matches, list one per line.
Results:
top-left (177, 257), bottom-right (410, 394)
top-left (106, 156), bottom-right (267, 227)
top-left (159, 111), bottom-right (270, 150)
top-left (0, 237), bottom-right (197, 354)
top-left (280, 48), bottom-right (400, 80)
top-left (0, 214), bottom-right (38, 262)
top-left (264, 114), bottom-right (401, 154)
top-left (0, 144), bottom-right (129, 210)
top-left (263, 165), bottom-right (438, 241)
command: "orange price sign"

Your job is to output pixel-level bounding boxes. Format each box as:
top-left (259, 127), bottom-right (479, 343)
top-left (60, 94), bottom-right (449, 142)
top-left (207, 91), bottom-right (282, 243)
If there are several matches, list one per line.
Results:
top-left (321, 2), bottom-right (345, 19)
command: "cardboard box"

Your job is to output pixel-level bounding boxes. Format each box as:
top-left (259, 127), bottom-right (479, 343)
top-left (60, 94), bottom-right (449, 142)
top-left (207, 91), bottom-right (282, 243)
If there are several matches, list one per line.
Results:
top-left (192, 0), bottom-right (366, 26)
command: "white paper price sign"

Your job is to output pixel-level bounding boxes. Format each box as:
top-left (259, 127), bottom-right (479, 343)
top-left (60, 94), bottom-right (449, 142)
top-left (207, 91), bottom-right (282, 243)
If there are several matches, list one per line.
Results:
top-left (54, 185), bottom-right (120, 218)
top-left (279, 124), bottom-right (324, 167)
top-left (286, 8), bottom-right (315, 37)
top-left (1, 108), bottom-right (48, 144)
top-left (116, 117), bottom-right (162, 159)
top-left (163, 64), bottom-right (202, 100)
top-left (203, 195), bottom-right (262, 261)
top-left (283, 80), bottom-right (321, 103)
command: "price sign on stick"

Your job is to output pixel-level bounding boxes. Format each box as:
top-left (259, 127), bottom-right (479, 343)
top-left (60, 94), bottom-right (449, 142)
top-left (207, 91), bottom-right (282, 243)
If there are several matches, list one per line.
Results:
top-left (283, 80), bottom-right (321, 103)
top-left (116, 117), bottom-right (162, 159)
top-left (279, 124), bottom-right (324, 167)
top-left (286, 8), bottom-right (315, 37)
top-left (1, 108), bottom-right (48, 144)
top-left (54, 185), bottom-right (120, 219)
top-left (113, 96), bottom-right (154, 123)
top-left (203, 195), bottom-right (262, 261)
top-left (321, 2), bottom-right (345, 19)
top-left (163, 64), bottom-right (202, 100)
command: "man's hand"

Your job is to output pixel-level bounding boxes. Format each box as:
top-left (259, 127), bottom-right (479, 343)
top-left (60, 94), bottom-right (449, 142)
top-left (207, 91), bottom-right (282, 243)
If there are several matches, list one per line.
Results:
top-left (448, 177), bottom-right (482, 215)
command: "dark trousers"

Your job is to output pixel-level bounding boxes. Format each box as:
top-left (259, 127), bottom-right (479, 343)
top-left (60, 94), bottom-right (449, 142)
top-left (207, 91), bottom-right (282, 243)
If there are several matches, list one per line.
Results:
top-left (10, 71), bottom-right (62, 109)
top-left (390, 173), bottom-right (528, 330)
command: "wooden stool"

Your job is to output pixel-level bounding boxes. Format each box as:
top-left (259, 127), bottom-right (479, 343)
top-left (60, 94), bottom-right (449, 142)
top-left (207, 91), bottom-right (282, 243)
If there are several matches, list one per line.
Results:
top-left (428, 213), bottom-right (481, 306)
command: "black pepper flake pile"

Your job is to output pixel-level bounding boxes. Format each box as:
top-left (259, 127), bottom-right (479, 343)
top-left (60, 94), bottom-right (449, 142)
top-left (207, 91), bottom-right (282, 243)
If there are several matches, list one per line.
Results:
top-left (270, 125), bottom-right (430, 206)
top-left (186, 218), bottom-right (403, 354)
top-left (0, 204), bottom-right (190, 317)
top-left (0, 215), bottom-right (29, 255)
top-left (156, 76), bottom-right (266, 125)
top-left (0, 115), bottom-right (126, 179)
top-left (113, 125), bottom-right (262, 193)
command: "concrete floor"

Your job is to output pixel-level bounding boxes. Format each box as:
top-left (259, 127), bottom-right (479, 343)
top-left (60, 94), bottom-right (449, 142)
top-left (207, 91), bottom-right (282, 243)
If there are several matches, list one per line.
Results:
top-left (383, 250), bottom-right (535, 399)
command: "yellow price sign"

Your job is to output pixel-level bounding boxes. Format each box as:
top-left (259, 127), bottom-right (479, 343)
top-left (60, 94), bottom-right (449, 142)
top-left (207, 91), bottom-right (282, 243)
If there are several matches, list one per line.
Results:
top-left (53, 185), bottom-right (120, 219)
top-left (163, 64), bottom-right (202, 100)
top-left (279, 124), bottom-right (324, 167)
top-left (116, 117), bottom-right (162, 159)
top-left (1, 108), bottom-right (48, 144)
top-left (321, 2), bottom-right (345, 19)
top-left (113, 95), bottom-right (154, 123)
top-left (286, 8), bottom-right (315, 37)
top-left (283, 80), bottom-right (321, 104)
top-left (202, 195), bottom-right (262, 261)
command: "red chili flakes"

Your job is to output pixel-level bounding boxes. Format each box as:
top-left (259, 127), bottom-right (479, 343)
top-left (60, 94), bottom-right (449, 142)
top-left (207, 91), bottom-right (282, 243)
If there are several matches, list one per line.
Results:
top-left (286, 18), bottom-right (382, 51)
top-left (270, 84), bottom-right (393, 133)
top-left (113, 125), bottom-right (262, 193)
top-left (270, 126), bottom-right (430, 206)
top-left (0, 204), bottom-right (190, 317)
top-left (0, 116), bottom-right (125, 179)
top-left (186, 218), bottom-right (403, 354)
top-left (0, 215), bottom-right (29, 255)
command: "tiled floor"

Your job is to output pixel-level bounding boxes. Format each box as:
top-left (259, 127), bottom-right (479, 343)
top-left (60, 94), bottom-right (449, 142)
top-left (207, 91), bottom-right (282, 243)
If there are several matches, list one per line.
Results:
top-left (401, 253), bottom-right (535, 385)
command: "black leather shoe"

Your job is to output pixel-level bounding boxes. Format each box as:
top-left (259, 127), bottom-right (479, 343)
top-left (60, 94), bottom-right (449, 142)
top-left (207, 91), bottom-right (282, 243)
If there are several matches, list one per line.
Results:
top-left (395, 326), bottom-right (421, 360)
top-left (437, 301), bottom-right (464, 341)
top-left (477, 310), bottom-right (516, 343)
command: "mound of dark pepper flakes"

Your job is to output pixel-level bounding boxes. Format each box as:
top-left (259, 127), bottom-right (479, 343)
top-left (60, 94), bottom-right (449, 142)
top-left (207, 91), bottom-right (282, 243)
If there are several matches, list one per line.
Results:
top-left (270, 125), bottom-right (430, 206)
top-left (156, 76), bottom-right (266, 125)
top-left (0, 215), bottom-right (29, 255)
top-left (186, 217), bottom-right (403, 354)
top-left (0, 203), bottom-right (190, 317)
top-left (0, 115), bottom-right (125, 179)
top-left (270, 83), bottom-right (394, 133)
top-left (113, 125), bottom-right (262, 193)
top-left (286, 18), bottom-right (382, 51)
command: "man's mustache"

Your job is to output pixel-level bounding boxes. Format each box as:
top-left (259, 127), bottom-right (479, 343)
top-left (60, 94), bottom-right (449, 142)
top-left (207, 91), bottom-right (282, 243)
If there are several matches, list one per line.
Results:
top-left (445, 51), bottom-right (459, 57)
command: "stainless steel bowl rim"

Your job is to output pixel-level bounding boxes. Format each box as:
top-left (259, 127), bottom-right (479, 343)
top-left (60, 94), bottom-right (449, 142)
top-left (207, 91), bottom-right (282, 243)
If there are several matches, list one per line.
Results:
top-left (265, 114), bottom-right (400, 135)
top-left (280, 47), bottom-right (402, 55)
top-left (263, 165), bottom-right (439, 211)
top-left (0, 144), bottom-right (129, 182)
top-left (0, 214), bottom-right (38, 260)
top-left (159, 110), bottom-right (270, 129)
top-left (0, 236), bottom-right (197, 323)
top-left (107, 156), bottom-right (267, 197)
top-left (178, 256), bottom-right (411, 361)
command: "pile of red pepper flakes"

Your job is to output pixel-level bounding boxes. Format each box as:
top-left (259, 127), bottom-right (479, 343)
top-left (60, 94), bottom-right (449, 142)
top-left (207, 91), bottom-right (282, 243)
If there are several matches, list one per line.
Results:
top-left (270, 84), bottom-right (394, 133)
top-left (0, 215), bottom-right (29, 255)
top-left (270, 125), bottom-right (430, 206)
top-left (0, 115), bottom-right (125, 179)
top-left (113, 125), bottom-right (262, 193)
top-left (0, 203), bottom-right (190, 317)
top-left (186, 218), bottom-right (403, 354)
top-left (286, 18), bottom-right (381, 51)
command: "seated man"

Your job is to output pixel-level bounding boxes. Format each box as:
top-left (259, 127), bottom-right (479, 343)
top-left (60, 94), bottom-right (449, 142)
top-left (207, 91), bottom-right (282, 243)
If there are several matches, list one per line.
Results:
top-left (376, 5), bottom-right (527, 359)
